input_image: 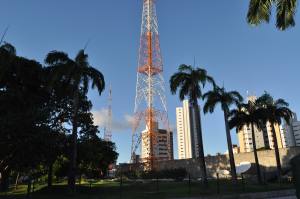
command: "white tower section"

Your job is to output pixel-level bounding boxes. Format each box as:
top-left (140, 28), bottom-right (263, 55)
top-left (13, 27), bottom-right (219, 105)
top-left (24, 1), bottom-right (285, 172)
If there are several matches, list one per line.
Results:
top-left (104, 85), bottom-right (112, 141)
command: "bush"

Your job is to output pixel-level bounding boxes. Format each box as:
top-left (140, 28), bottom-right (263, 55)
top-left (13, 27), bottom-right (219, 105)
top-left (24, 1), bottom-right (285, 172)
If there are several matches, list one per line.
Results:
top-left (141, 168), bottom-right (187, 181)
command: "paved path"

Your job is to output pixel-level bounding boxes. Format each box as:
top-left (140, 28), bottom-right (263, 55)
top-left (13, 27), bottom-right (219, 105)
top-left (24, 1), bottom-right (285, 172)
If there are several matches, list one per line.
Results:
top-left (170, 189), bottom-right (297, 199)
top-left (172, 196), bottom-right (297, 199)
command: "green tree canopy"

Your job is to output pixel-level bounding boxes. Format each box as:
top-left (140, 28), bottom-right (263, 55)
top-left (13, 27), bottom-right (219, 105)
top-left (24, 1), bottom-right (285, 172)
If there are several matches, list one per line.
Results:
top-left (247, 0), bottom-right (297, 30)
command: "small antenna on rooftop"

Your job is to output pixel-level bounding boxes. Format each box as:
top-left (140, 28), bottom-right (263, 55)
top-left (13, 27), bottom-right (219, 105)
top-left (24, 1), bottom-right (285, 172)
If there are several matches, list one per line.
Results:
top-left (193, 56), bottom-right (196, 67)
top-left (0, 26), bottom-right (9, 46)
top-left (83, 38), bottom-right (91, 51)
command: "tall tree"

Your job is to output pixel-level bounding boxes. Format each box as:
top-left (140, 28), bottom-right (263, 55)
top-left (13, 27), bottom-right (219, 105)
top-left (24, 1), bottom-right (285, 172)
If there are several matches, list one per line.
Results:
top-left (247, 0), bottom-right (297, 30)
top-left (0, 43), bottom-right (49, 191)
top-left (203, 86), bottom-right (243, 183)
top-left (45, 50), bottom-right (105, 192)
top-left (78, 136), bottom-right (118, 179)
top-left (229, 100), bottom-right (264, 184)
top-left (256, 92), bottom-right (293, 178)
top-left (170, 64), bottom-right (215, 184)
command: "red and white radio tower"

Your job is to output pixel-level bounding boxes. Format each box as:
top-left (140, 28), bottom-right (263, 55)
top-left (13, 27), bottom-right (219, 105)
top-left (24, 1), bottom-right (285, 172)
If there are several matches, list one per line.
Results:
top-left (104, 85), bottom-right (112, 141)
top-left (131, 0), bottom-right (170, 170)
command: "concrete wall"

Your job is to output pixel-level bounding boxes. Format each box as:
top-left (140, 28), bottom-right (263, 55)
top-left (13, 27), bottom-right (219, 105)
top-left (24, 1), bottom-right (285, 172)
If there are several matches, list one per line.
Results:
top-left (158, 147), bottom-right (300, 178)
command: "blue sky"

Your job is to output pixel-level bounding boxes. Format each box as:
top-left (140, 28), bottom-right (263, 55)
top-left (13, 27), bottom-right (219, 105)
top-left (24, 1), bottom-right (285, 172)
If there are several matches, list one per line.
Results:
top-left (1, 0), bottom-right (300, 163)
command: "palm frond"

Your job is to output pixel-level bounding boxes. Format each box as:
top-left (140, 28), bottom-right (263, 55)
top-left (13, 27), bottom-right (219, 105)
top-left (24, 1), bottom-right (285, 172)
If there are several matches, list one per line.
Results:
top-left (203, 97), bottom-right (219, 114)
top-left (230, 91), bottom-right (244, 102)
top-left (75, 50), bottom-right (89, 67)
top-left (45, 51), bottom-right (69, 65)
top-left (206, 75), bottom-right (216, 88)
top-left (256, 91), bottom-right (273, 106)
top-left (170, 65), bottom-right (215, 104)
top-left (196, 68), bottom-right (208, 87)
top-left (276, 107), bottom-right (293, 124)
top-left (0, 43), bottom-right (16, 55)
top-left (82, 75), bottom-right (89, 95)
top-left (276, 0), bottom-right (297, 30)
top-left (178, 64), bottom-right (192, 73)
top-left (169, 72), bottom-right (189, 94)
top-left (88, 67), bottom-right (105, 95)
top-left (247, 0), bottom-right (273, 25)
top-left (179, 80), bottom-right (189, 101)
top-left (275, 98), bottom-right (289, 107)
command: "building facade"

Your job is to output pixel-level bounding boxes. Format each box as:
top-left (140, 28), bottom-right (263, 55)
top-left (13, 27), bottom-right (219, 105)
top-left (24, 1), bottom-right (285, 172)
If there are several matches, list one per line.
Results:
top-left (237, 96), bottom-right (284, 153)
top-left (282, 113), bottom-right (300, 147)
top-left (141, 122), bottom-right (174, 161)
top-left (176, 100), bottom-right (199, 159)
top-left (237, 119), bottom-right (285, 153)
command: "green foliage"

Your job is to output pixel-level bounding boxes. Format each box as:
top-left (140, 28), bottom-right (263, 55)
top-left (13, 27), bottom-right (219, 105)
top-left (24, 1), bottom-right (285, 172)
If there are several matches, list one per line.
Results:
top-left (53, 156), bottom-right (70, 179)
top-left (121, 168), bottom-right (187, 181)
top-left (142, 168), bottom-right (187, 181)
top-left (45, 49), bottom-right (106, 191)
top-left (0, 43), bottom-right (117, 192)
top-left (247, 0), bottom-right (297, 30)
top-left (169, 64), bottom-right (215, 105)
top-left (256, 92), bottom-right (293, 125)
top-left (203, 86), bottom-right (243, 114)
top-left (229, 100), bottom-right (264, 131)
top-left (78, 135), bottom-right (118, 179)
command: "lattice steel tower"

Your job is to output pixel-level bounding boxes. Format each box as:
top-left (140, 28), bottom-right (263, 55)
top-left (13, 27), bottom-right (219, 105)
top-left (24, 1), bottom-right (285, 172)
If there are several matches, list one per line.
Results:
top-left (104, 85), bottom-right (112, 141)
top-left (131, 0), bottom-right (170, 170)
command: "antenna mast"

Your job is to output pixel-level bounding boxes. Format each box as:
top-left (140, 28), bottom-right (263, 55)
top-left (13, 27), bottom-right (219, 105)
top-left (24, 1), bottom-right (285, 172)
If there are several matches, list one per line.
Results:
top-left (0, 26), bottom-right (9, 45)
top-left (131, 0), bottom-right (170, 170)
top-left (104, 85), bottom-right (112, 141)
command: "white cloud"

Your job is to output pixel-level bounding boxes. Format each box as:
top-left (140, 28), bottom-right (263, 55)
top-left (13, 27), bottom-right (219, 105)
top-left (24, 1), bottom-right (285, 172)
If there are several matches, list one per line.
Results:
top-left (92, 109), bottom-right (133, 132)
top-left (92, 109), bottom-right (173, 134)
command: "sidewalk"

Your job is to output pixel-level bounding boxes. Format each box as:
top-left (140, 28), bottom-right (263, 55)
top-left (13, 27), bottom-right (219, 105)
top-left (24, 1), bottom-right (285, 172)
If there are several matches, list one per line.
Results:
top-left (170, 189), bottom-right (297, 199)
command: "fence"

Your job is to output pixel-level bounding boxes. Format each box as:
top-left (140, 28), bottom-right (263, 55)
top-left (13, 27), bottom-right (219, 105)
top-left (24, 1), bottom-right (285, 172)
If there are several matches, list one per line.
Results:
top-left (114, 173), bottom-right (294, 199)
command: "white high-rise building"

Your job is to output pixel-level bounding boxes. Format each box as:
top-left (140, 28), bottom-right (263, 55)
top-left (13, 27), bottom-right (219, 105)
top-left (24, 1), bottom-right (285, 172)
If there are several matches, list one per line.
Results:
top-left (176, 100), bottom-right (199, 159)
top-left (237, 96), bottom-right (285, 152)
top-left (282, 113), bottom-right (300, 147)
top-left (141, 122), bottom-right (173, 161)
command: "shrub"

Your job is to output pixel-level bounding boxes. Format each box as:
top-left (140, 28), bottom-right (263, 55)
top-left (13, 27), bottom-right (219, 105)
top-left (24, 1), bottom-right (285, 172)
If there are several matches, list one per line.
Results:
top-left (140, 168), bottom-right (187, 181)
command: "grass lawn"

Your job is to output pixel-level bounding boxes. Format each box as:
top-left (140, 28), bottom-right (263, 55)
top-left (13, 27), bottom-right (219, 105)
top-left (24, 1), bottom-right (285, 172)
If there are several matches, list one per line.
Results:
top-left (0, 179), bottom-right (295, 199)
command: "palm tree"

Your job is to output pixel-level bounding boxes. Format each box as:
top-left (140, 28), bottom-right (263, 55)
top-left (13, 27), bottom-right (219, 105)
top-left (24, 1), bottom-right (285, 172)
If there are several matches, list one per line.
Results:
top-left (203, 86), bottom-right (243, 183)
top-left (247, 0), bottom-right (297, 30)
top-left (170, 64), bottom-right (215, 184)
top-left (0, 43), bottom-right (17, 81)
top-left (45, 50), bottom-right (105, 192)
top-left (256, 92), bottom-right (293, 178)
top-left (229, 100), bottom-right (264, 184)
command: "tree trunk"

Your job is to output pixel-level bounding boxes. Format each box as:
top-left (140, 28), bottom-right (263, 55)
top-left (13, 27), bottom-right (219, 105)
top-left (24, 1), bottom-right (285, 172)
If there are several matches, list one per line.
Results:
top-left (47, 163), bottom-right (53, 187)
top-left (15, 172), bottom-right (19, 190)
top-left (26, 176), bottom-right (32, 197)
top-left (251, 122), bottom-right (262, 184)
top-left (223, 110), bottom-right (237, 183)
top-left (271, 123), bottom-right (282, 178)
top-left (193, 101), bottom-right (208, 185)
top-left (0, 170), bottom-right (9, 192)
top-left (68, 91), bottom-right (79, 193)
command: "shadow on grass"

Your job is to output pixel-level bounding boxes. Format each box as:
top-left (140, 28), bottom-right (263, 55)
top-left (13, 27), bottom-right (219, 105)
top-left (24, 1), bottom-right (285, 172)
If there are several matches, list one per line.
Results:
top-left (0, 179), bottom-right (295, 199)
